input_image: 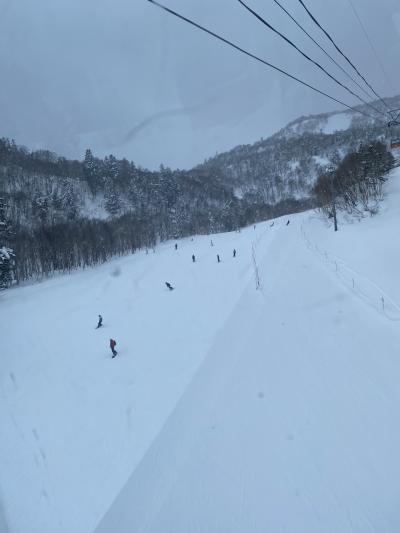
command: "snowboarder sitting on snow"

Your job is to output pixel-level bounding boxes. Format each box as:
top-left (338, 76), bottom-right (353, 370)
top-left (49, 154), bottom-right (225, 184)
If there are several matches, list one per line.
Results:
top-left (96, 314), bottom-right (103, 329)
top-left (110, 338), bottom-right (117, 358)
top-left (165, 281), bottom-right (174, 290)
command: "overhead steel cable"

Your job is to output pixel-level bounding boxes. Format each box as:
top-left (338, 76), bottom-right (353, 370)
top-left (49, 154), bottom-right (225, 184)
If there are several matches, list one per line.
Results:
top-left (297, 0), bottom-right (392, 117)
top-left (389, 108), bottom-right (400, 124)
top-left (345, 0), bottom-right (396, 97)
top-left (146, 0), bottom-right (378, 121)
top-left (237, 0), bottom-right (386, 119)
top-left (270, 0), bottom-right (379, 106)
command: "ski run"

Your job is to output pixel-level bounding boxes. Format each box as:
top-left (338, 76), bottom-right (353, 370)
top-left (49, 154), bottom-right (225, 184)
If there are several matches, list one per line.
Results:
top-left (1, 169), bottom-right (400, 533)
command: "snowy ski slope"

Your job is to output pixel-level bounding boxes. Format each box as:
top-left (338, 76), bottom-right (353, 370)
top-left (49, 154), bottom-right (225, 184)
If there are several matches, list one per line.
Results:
top-left (2, 169), bottom-right (400, 533)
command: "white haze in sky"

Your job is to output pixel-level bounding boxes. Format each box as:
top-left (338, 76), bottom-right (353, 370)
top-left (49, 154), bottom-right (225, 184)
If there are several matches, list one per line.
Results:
top-left (0, 0), bottom-right (400, 169)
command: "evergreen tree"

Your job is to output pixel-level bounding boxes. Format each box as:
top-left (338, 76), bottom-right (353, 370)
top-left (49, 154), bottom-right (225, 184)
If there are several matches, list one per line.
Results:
top-left (104, 178), bottom-right (121, 216)
top-left (0, 197), bottom-right (14, 289)
top-left (104, 154), bottom-right (118, 179)
top-left (83, 149), bottom-right (101, 193)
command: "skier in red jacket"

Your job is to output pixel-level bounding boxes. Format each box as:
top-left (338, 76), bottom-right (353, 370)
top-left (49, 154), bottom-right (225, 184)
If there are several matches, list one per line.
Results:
top-left (110, 338), bottom-right (117, 358)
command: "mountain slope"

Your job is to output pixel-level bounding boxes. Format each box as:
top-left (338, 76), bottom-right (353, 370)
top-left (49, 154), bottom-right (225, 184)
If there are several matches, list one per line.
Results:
top-left (95, 169), bottom-right (400, 533)
top-left (1, 167), bottom-right (400, 532)
top-left (0, 223), bottom-right (276, 533)
top-left (197, 94), bottom-right (400, 203)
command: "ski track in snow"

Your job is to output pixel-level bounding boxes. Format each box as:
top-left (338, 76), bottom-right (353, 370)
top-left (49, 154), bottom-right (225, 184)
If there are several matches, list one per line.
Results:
top-left (95, 217), bottom-right (400, 533)
top-left (0, 222), bottom-right (280, 533)
top-left (2, 170), bottom-right (400, 533)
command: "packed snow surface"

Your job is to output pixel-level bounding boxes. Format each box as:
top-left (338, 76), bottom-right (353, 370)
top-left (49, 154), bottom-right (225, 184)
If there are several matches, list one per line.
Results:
top-left (2, 169), bottom-right (400, 533)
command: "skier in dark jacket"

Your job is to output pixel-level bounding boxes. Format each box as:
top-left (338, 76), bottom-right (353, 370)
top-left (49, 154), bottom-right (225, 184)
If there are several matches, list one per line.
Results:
top-left (192, 254), bottom-right (196, 262)
top-left (175, 243), bottom-right (178, 250)
top-left (233, 249), bottom-right (236, 258)
top-left (96, 315), bottom-right (103, 329)
top-left (110, 338), bottom-right (117, 358)
top-left (165, 282), bottom-right (174, 290)
top-left (217, 254), bottom-right (221, 263)
top-left (286, 220), bottom-right (290, 226)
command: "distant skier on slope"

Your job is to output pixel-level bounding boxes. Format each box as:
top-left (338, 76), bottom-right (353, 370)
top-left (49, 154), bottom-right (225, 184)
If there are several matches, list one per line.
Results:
top-left (270, 222), bottom-right (274, 227)
top-left (217, 254), bottom-right (221, 263)
top-left (110, 338), bottom-right (117, 358)
top-left (233, 249), bottom-right (236, 258)
top-left (165, 282), bottom-right (174, 290)
top-left (175, 243), bottom-right (178, 250)
top-left (286, 220), bottom-right (290, 226)
top-left (192, 254), bottom-right (196, 262)
top-left (96, 315), bottom-right (103, 329)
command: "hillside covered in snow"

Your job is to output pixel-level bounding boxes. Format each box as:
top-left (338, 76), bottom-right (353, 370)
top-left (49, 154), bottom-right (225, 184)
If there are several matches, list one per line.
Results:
top-left (2, 95), bottom-right (398, 285)
top-left (1, 164), bottom-right (400, 533)
top-left (198, 94), bottom-right (400, 202)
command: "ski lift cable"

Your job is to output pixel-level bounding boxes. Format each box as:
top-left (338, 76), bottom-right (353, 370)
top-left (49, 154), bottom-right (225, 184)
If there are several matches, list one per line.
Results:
top-left (388, 108), bottom-right (400, 125)
top-left (296, 0), bottom-right (393, 117)
top-left (345, 0), bottom-right (396, 98)
top-left (270, 0), bottom-right (382, 108)
top-left (237, 0), bottom-right (387, 119)
top-left (146, 0), bottom-right (378, 121)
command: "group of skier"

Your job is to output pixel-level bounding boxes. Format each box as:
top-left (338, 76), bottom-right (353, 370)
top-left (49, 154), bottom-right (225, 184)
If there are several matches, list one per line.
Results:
top-left (175, 240), bottom-right (237, 264)
top-left (95, 314), bottom-right (118, 358)
top-left (97, 219), bottom-right (288, 359)
top-left (190, 250), bottom-right (236, 263)
top-left (166, 246), bottom-right (237, 293)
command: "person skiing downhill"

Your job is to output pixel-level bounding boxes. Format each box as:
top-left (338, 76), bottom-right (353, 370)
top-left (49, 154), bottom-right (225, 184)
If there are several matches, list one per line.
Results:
top-left (110, 339), bottom-right (117, 358)
top-left (233, 249), bottom-right (236, 258)
top-left (192, 254), bottom-right (196, 262)
top-left (217, 254), bottom-right (221, 263)
top-left (96, 315), bottom-right (103, 329)
top-left (175, 243), bottom-right (178, 250)
top-left (165, 281), bottom-right (174, 290)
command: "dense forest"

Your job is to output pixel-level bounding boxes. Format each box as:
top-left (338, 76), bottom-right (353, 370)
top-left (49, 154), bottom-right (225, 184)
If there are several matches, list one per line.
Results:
top-left (0, 138), bottom-right (312, 285)
top-left (1, 97), bottom-right (398, 287)
top-left (313, 141), bottom-right (394, 223)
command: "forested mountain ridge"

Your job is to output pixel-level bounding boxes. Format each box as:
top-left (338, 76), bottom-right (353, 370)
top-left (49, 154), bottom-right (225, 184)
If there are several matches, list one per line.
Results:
top-left (197, 95), bottom-right (400, 203)
top-left (0, 138), bottom-right (311, 282)
top-left (1, 95), bottom-right (397, 283)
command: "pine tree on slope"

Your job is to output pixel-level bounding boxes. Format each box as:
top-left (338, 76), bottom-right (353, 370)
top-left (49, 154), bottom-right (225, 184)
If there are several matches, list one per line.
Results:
top-left (0, 197), bottom-right (14, 289)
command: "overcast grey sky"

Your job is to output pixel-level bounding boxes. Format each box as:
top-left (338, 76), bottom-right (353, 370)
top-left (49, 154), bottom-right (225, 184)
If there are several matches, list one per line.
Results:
top-left (0, 0), bottom-right (400, 169)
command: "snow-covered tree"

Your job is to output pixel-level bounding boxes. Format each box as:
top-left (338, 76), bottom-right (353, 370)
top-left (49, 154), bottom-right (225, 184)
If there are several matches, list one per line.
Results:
top-left (104, 178), bottom-right (121, 216)
top-left (83, 148), bottom-right (101, 193)
top-left (104, 154), bottom-right (118, 180)
top-left (0, 197), bottom-right (14, 289)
